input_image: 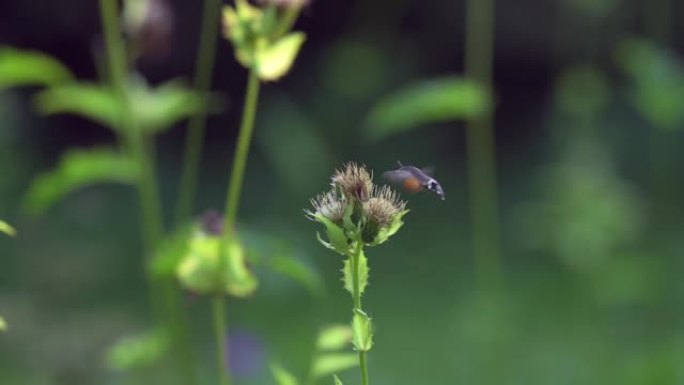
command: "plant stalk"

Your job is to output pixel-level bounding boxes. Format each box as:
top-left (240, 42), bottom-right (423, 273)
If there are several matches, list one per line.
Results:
top-left (176, 0), bottom-right (223, 224)
top-left (213, 68), bottom-right (261, 385)
top-left (350, 241), bottom-right (369, 385)
top-left (465, 0), bottom-right (501, 292)
top-left (213, 295), bottom-right (230, 385)
top-left (100, 2), bottom-right (193, 384)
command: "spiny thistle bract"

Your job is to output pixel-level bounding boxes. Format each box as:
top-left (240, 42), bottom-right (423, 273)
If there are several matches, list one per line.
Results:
top-left (306, 162), bottom-right (408, 253)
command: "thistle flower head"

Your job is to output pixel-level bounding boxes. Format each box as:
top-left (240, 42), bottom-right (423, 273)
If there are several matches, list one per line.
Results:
top-left (331, 162), bottom-right (373, 202)
top-left (363, 186), bottom-right (406, 227)
top-left (361, 185), bottom-right (407, 244)
top-left (306, 190), bottom-right (347, 223)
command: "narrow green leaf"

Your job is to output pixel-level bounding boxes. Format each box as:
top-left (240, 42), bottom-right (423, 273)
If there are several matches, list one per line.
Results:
top-left (105, 329), bottom-right (169, 371)
top-left (351, 309), bottom-right (373, 352)
top-left (35, 83), bottom-right (123, 130)
top-left (0, 47), bottom-right (73, 89)
top-left (312, 353), bottom-right (358, 380)
top-left (270, 363), bottom-right (299, 385)
top-left (366, 77), bottom-right (490, 141)
top-left (315, 214), bottom-right (349, 255)
top-left (342, 250), bottom-right (368, 295)
top-left (316, 325), bottom-right (352, 351)
top-left (256, 32), bottom-right (306, 81)
top-left (0, 316), bottom-right (7, 331)
top-left (0, 221), bottom-right (15, 237)
top-left (23, 148), bottom-right (139, 215)
top-left (333, 374), bottom-right (344, 385)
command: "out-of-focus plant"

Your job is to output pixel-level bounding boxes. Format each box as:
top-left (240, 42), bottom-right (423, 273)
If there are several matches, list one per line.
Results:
top-left (0, 220), bottom-right (15, 237)
top-left (520, 65), bottom-right (645, 288)
top-left (187, 1), bottom-right (308, 384)
top-left (616, 38), bottom-right (684, 132)
top-left (270, 324), bottom-right (358, 385)
top-left (307, 162), bottom-right (409, 385)
top-left (366, 77), bottom-right (490, 141)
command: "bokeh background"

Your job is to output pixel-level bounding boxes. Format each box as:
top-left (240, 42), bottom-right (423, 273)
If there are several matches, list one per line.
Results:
top-left (1, 0), bottom-right (684, 384)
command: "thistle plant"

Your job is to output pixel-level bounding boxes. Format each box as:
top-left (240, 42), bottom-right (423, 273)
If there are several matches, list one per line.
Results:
top-left (306, 163), bottom-right (408, 385)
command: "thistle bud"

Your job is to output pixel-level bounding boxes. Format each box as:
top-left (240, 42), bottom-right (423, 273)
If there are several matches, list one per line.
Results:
top-left (331, 162), bottom-right (373, 203)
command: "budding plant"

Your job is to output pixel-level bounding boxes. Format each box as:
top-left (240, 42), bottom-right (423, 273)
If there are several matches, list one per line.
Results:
top-left (306, 163), bottom-right (408, 385)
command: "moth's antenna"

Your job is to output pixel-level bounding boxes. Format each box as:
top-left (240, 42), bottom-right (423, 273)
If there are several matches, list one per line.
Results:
top-left (396, 160), bottom-right (403, 167)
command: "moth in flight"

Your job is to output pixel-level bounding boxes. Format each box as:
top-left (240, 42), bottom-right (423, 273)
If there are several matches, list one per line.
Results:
top-left (382, 162), bottom-right (445, 200)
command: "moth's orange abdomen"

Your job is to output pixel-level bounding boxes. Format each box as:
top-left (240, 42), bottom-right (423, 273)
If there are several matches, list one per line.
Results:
top-left (403, 177), bottom-right (422, 193)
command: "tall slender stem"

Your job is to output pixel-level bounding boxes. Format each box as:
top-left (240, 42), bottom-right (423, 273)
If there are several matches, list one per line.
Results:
top-left (100, 3), bottom-right (193, 385)
top-left (465, 0), bottom-right (501, 291)
top-left (223, 69), bottom-right (261, 231)
top-left (176, 0), bottom-right (223, 224)
top-left (213, 295), bottom-right (230, 385)
top-left (212, 68), bottom-right (261, 385)
top-left (350, 241), bottom-right (369, 385)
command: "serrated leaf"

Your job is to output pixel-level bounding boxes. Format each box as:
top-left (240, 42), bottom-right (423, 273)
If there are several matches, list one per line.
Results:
top-left (351, 309), bottom-right (373, 352)
top-left (23, 148), bottom-right (139, 215)
top-left (270, 363), bottom-right (299, 385)
top-left (314, 214), bottom-right (349, 255)
top-left (333, 374), bottom-right (343, 385)
top-left (0, 47), bottom-right (73, 89)
top-left (255, 33), bottom-right (306, 81)
top-left (317, 325), bottom-right (352, 351)
top-left (35, 83), bottom-right (123, 130)
top-left (366, 77), bottom-right (490, 140)
top-left (0, 221), bottom-right (15, 237)
top-left (312, 353), bottom-right (358, 380)
top-left (105, 329), bottom-right (169, 371)
top-left (0, 316), bottom-right (6, 331)
top-left (342, 251), bottom-right (368, 296)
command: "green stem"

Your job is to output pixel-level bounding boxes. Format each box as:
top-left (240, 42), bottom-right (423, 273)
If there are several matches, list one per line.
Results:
top-left (175, 0), bottom-right (223, 225)
top-left (222, 69), bottom-right (261, 233)
top-left (350, 241), bottom-right (369, 385)
top-left (212, 67), bottom-right (261, 385)
top-left (100, 3), bottom-right (194, 385)
top-left (465, 0), bottom-right (501, 292)
top-left (212, 295), bottom-right (230, 385)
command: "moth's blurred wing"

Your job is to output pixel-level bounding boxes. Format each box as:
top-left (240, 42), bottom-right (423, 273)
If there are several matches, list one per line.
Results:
top-left (382, 170), bottom-right (413, 185)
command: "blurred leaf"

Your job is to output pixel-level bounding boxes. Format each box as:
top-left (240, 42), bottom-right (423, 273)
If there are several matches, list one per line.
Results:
top-left (616, 38), bottom-right (684, 131)
top-left (128, 79), bottom-right (204, 134)
top-left (0, 315), bottom-right (6, 331)
top-left (105, 329), bottom-right (169, 371)
top-left (316, 325), bottom-right (352, 351)
top-left (24, 148), bottom-right (139, 215)
top-left (267, 253), bottom-right (324, 297)
top-left (333, 375), bottom-right (343, 385)
top-left (366, 77), bottom-right (490, 140)
top-left (0, 220), bottom-right (15, 237)
top-left (270, 363), bottom-right (299, 385)
top-left (35, 78), bottom-right (205, 133)
top-left (35, 83), bottom-right (122, 130)
top-left (0, 47), bottom-right (73, 89)
top-left (312, 353), bottom-right (358, 380)
top-left (351, 309), bottom-right (373, 352)
top-left (176, 232), bottom-right (258, 297)
top-left (149, 226), bottom-right (192, 280)
top-left (256, 33), bottom-right (306, 81)
top-left (342, 251), bottom-right (368, 296)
